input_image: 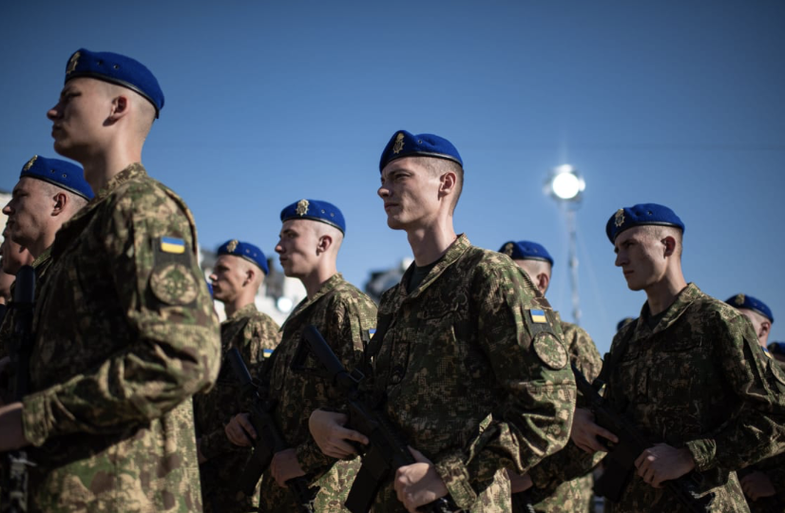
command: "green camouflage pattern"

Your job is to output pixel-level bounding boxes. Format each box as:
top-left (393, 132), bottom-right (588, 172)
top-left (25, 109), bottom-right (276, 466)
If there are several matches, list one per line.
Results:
top-left (525, 316), bottom-right (602, 513)
top-left (194, 303), bottom-right (280, 512)
top-left (739, 439), bottom-right (785, 512)
top-left (259, 273), bottom-right (377, 513)
top-left (20, 163), bottom-right (221, 513)
top-left (369, 235), bottom-right (577, 512)
top-left (600, 283), bottom-right (785, 512)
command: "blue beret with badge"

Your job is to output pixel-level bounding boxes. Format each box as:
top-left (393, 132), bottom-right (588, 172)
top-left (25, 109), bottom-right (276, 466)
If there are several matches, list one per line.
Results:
top-left (606, 203), bottom-right (685, 243)
top-left (217, 239), bottom-right (269, 275)
top-left (19, 155), bottom-right (93, 200)
top-left (726, 293), bottom-right (774, 323)
top-left (379, 130), bottom-right (463, 172)
top-left (498, 240), bottom-right (554, 266)
top-left (64, 48), bottom-right (164, 118)
top-left (280, 199), bottom-right (346, 235)
top-left (769, 342), bottom-right (785, 355)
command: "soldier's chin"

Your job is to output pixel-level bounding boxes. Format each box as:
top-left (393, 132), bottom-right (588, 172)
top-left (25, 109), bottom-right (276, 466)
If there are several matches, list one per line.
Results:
top-left (386, 216), bottom-right (405, 231)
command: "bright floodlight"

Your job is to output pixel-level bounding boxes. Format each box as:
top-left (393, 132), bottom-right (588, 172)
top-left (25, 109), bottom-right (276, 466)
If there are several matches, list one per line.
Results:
top-left (546, 165), bottom-right (585, 203)
top-left (276, 296), bottom-right (293, 313)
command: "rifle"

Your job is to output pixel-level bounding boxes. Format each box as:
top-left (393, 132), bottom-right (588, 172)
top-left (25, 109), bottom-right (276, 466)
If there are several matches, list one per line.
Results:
top-left (1, 265), bottom-right (37, 513)
top-left (225, 347), bottom-right (317, 513)
top-left (571, 363), bottom-right (714, 512)
top-left (298, 324), bottom-right (456, 513)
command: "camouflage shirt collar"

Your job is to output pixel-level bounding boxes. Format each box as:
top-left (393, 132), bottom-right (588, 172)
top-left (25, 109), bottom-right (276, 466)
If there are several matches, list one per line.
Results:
top-left (639, 282), bottom-right (701, 335)
top-left (399, 234), bottom-right (470, 300)
top-left (225, 302), bottom-right (259, 323)
top-left (283, 273), bottom-right (345, 329)
top-left (92, 162), bottom-right (148, 203)
top-left (32, 245), bottom-right (52, 270)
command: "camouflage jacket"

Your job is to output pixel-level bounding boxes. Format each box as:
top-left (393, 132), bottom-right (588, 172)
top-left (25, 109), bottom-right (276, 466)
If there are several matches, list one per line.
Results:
top-left (596, 283), bottom-right (785, 512)
top-left (21, 163), bottom-right (221, 513)
top-left (739, 451), bottom-right (785, 513)
top-left (526, 315), bottom-right (602, 513)
top-left (259, 273), bottom-right (377, 513)
top-left (369, 235), bottom-right (577, 512)
top-left (194, 302), bottom-right (280, 512)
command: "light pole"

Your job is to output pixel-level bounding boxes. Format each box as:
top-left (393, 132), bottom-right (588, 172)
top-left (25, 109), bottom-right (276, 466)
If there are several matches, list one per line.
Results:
top-left (544, 165), bottom-right (585, 325)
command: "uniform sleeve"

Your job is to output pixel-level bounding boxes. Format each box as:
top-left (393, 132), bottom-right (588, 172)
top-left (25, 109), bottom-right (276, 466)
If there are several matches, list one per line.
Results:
top-left (684, 313), bottom-right (785, 472)
top-left (432, 263), bottom-right (577, 509)
top-left (22, 188), bottom-right (221, 446)
top-left (296, 293), bottom-right (377, 475)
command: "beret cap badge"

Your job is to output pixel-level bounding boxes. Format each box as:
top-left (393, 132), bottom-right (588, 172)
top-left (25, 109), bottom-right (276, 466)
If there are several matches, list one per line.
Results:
top-left (614, 209), bottom-right (625, 227)
top-left (67, 51), bottom-right (80, 75)
top-left (226, 239), bottom-right (238, 253)
top-left (23, 156), bottom-right (38, 173)
top-left (392, 133), bottom-right (405, 154)
top-left (296, 199), bottom-right (310, 216)
top-left (503, 242), bottom-right (514, 257)
top-left (735, 294), bottom-right (745, 306)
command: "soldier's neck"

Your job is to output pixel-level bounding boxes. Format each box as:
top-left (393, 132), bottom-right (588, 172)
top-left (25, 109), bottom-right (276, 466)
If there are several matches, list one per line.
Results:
top-left (406, 222), bottom-right (457, 267)
top-left (645, 272), bottom-right (688, 316)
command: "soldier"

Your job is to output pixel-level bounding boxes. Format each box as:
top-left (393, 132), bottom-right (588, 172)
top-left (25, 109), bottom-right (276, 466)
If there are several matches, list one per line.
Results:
top-left (499, 240), bottom-right (602, 513)
top-left (0, 230), bottom-right (34, 305)
top-left (224, 199), bottom-right (377, 512)
top-left (309, 130), bottom-right (576, 512)
top-left (725, 295), bottom-right (785, 510)
top-left (569, 203), bottom-right (785, 512)
top-left (195, 240), bottom-right (281, 512)
top-left (0, 49), bottom-right (221, 512)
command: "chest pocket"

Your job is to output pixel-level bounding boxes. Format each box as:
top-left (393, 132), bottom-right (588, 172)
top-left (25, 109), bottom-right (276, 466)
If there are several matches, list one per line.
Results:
top-left (648, 337), bottom-right (706, 406)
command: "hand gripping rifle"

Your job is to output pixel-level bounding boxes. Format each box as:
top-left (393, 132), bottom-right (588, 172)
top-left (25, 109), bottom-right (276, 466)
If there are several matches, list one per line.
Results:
top-left (1, 266), bottom-right (37, 513)
top-left (298, 325), bottom-right (457, 513)
top-left (571, 363), bottom-right (714, 512)
top-left (225, 347), bottom-right (317, 513)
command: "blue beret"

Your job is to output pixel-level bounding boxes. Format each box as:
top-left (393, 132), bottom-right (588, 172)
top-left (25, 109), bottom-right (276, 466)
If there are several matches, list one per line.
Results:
top-left (617, 317), bottom-right (636, 332)
top-left (217, 240), bottom-right (269, 275)
top-left (19, 155), bottom-right (93, 200)
top-left (65, 48), bottom-right (164, 118)
top-left (379, 130), bottom-right (462, 172)
top-left (768, 342), bottom-right (785, 355)
top-left (606, 203), bottom-right (685, 243)
top-left (280, 199), bottom-right (345, 235)
top-left (726, 293), bottom-right (773, 323)
top-left (498, 240), bottom-right (554, 267)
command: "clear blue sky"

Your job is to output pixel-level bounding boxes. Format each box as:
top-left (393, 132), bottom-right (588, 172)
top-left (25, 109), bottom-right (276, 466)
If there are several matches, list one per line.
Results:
top-left (2, 1), bottom-right (783, 354)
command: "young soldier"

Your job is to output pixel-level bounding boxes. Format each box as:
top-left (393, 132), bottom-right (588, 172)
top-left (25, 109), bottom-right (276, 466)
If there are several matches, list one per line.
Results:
top-left (225, 200), bottom-right (377, 512)
top-left (570, 203), bottom-right (785, 512)
top-left (499, 240), bottom-right (602, 512)
top-left (0, 49), bottom-right (221, 511)
top-left (195, 240), bottom-right (280, 512)
top-left (309, 131), bottom-right (576, 512)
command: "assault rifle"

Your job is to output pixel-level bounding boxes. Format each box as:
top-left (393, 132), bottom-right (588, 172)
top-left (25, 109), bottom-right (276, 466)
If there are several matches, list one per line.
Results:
top-left (298, 325), bottom-right (456, 513)
top-left (572, 363), bottom-right (714, 512)
top-left (226, 347), bottom-right (317, 513)
top-left (1, 266), bottom-right (37, 513)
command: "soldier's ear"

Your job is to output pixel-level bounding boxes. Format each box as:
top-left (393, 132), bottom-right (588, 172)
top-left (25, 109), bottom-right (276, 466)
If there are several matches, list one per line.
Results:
top-left (662, 236), bottom-right (676, 257)
top-left (51, 192), bottom-right (68, 216)
top-left (107, 94), bottom-right (130, 122)
top-left (536, 272), bottom-right (550, 296)
top-left (760, 320), bottom-right (772, 339)
top-left (316, 234), bottom-right (332, 255)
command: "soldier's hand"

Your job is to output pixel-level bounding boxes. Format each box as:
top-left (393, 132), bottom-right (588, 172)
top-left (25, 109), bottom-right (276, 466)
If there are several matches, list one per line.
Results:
top-left (741, 471), bottom-right (777, 501)
top-left (506, 469), bottom-right (533, 493)
top-left (394, 447), bottom-right (449, 513)
top-left (308, 408), bottom-right (368, 459)
top-left (270, 448), bottom-right (306, 487)
top-left (571, 407), bottom-right (618, 454)
top-left (634, 443), bottom-right (695, 488)
top-left (224, 413), bottom-right (255, 447)
top-left (0, 402), bottom-right (28, 452)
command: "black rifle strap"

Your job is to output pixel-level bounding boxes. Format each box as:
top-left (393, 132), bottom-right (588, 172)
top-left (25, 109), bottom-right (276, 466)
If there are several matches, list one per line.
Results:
top-left (344, 445), bottom-right (390, 513)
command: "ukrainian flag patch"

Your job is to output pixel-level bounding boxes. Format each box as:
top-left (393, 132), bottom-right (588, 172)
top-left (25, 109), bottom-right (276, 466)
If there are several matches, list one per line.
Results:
top-left (263, 348), bottom-right (274, 359)
top-left (160, 236), bottom-right (186, 254)
top-left (530, 309), bottom-right (547, 324)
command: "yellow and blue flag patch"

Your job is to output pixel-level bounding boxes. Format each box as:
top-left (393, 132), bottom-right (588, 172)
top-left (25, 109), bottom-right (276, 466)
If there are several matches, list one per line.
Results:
top-left (263, 348), bottom-right (274, 359)
top-left (530, 309), bottom-right (547, 324)
top-left (160, 236), bottom-right (185, 254)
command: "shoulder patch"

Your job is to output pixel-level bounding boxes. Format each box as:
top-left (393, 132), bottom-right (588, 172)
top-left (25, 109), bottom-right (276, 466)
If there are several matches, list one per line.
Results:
top-left (263, 348), bottom-right (274, 359)
top-left (150, 262), bottom-right (199, 305)
top-left (160, 236), bottom-right (186, 254)
top-left (533, 332), bottom-right (568, 370)
top-left (530, 309), bottom-right (547, 323)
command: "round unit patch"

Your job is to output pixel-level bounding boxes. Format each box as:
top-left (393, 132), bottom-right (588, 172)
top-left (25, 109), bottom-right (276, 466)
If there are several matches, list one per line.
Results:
top-left (150, 262), bottom-right (199, 305)
top-left (533, 332), bottom-right (568, 370)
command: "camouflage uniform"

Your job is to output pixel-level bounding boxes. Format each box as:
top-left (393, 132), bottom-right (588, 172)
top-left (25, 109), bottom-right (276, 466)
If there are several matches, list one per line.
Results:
top-left (259, 273), bottom-right (377, 512)
top-left (369, 235), bottom-right (577, 512)
top-left (525, 314), bottom-right (602, 513)
top-left (21, 163), bottom-right (221, 513)
top-left (194, 303), bottom-right (280, 512)
top-left (557, 283), bottom-right (785, 513)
